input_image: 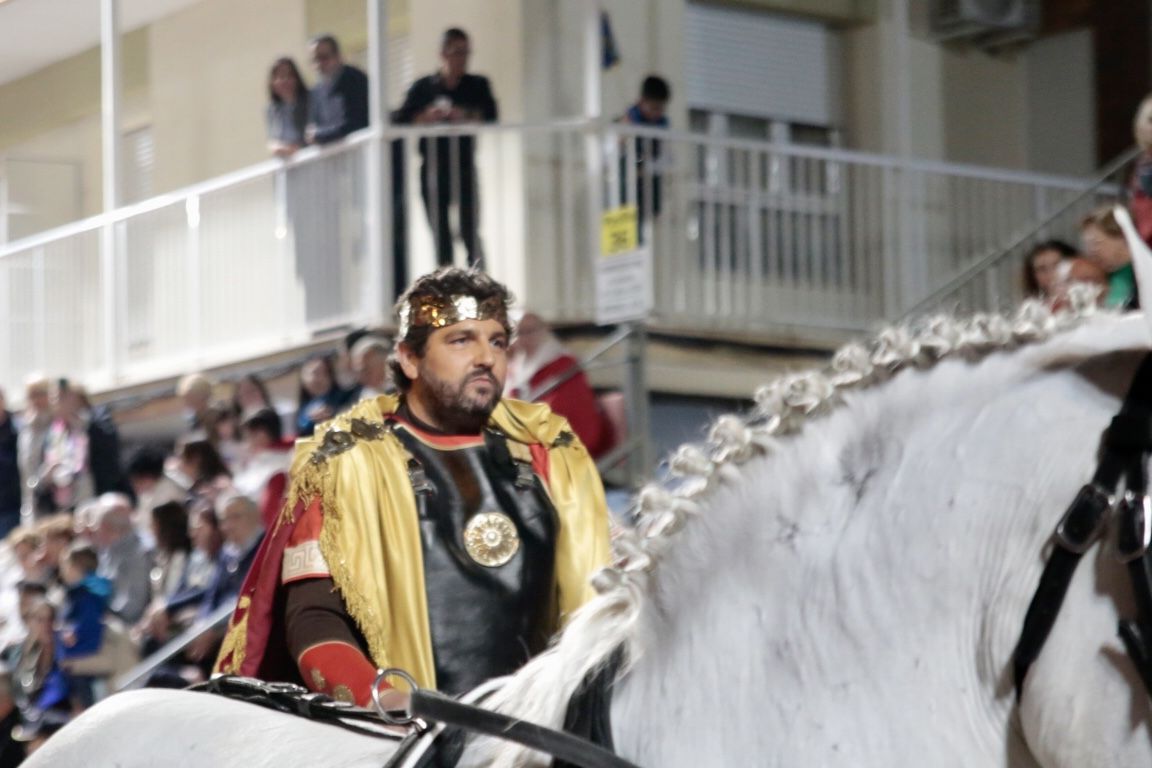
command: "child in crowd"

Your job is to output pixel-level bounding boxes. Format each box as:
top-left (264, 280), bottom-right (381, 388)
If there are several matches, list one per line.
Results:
top-left (56, 544), bottom-right (112, 708)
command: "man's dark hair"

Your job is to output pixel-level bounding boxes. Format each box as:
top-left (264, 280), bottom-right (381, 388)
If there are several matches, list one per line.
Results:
top-left (310, 34), bottom-right (341, 56)
top-left (15, 579), bottom-right (47, 598)
top-left (442, 27), bottom-right (470, 49)
top-left (126, 446), bottom-right (167, 480)
top-left (242, 407), bottom-right (283, 444)
top-left (640, 75), bottom-right (670, 103)
top-left (388, 267), bottom-right (514, 394)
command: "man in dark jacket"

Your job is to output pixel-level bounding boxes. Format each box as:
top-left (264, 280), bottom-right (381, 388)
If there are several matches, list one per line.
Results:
top-left (0, 388), bottom-right (20, 539)
top-left (306, 35), bottom-right (369, 145)
top-left (395, 28), bottom-right (498, 268)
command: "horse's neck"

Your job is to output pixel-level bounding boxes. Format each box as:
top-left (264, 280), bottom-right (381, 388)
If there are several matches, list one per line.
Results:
top-left (612, 322), bottom-right (1146, 766)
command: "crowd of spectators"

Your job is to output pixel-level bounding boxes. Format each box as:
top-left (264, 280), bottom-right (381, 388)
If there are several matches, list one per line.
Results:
top-left (0, 327), bottom-right (403, 759)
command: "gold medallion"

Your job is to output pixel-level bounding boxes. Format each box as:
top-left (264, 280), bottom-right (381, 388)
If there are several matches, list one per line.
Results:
top-left (463, 512), bottom-right (520, 567)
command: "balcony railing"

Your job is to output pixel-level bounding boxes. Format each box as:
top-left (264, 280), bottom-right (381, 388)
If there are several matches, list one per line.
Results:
top-left (0, 120), bottom-right (1114, 400)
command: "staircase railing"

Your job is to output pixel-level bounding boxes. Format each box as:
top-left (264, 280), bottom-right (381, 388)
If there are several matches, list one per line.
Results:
top-left (901, 146), bottom-right (1141, 319)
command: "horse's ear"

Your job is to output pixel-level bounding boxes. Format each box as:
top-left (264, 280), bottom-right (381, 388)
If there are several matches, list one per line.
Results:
top-left (1114, 205), bottom-right (1152, 332)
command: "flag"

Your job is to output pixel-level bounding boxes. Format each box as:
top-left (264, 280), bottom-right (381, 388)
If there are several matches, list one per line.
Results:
top-left (601, 11), bottom-right (620, 70)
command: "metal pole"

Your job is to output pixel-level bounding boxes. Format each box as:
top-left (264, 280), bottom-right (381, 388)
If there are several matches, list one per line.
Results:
top-left (364, 0), bottom-right (391, 320)
top-left (623, 322), bottom-right (650, 489)
top-left (100, 0), bottom-right (122, 383)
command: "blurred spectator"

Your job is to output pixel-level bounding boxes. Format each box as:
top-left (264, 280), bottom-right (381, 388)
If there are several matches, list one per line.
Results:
top-left (6, 529), bottom-right (42, 582)
top-left (232, 409), bottom-right (291, 528)
top-left (92, 494), bottom-right (152, 624)
top-left (178, 494), bottom-right (264, 666)
top-left (38, 380), bottom-right (93, 513)
top-left (231, 373), bottom-right (275, 423)
top-left (56, 543), bottom-right (112, 707)
top-left (0, 390), bottom-right (19, 540)
top-left (506, 313), bottom-right (614, 458)
top-left (201, 404), bottom-right (244, 471)
top-left (395, 27), bottom-right (498, 268)
top-left (1128, 94), bottom-right (1152, 245)
top-left (17, 376), bottom-right (52, 522)
top-left (306, 35), bottom-right (368, 145)
top-left (618, 75), bottom-right (671, 231)
top-left (0, 666), bottom-right (23, 768)
top-left (1022, 240), bottom-right (1107, 310)
top-left (33, 514), bottom-right (74, 593)
top-left (348, 335), bottom-right (393, 403)
top-left (6, 599), bottom-right (70, 750)
top-left (177, 373), bottom-right (216, 436)
top-left (176, 439), bottom-right (233, 502)
top-left (266, 57), bottom-right (310, 158)
top-left (143, 501), bottom-right (221, 648)
top-left (295, 355), bottom-right (350, 437)
top-left (126, 446), bottom-right (188, 531)
top-left (148, 501), bottom-right (192, 603)
top-left (1081, 206), bottom-right (1138, 310)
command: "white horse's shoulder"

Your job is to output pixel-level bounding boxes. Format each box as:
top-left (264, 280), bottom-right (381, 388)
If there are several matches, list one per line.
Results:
top-left (24, 688), bottom-right (403, 768)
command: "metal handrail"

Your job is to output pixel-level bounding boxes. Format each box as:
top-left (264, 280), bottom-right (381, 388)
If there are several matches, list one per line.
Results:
top-left (902, 145), bottom-right (1141, 319)
top-left (112, 601), bottom-right (235, 693)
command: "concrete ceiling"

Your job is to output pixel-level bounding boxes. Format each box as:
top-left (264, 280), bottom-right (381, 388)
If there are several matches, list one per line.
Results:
top-left (0, 0), bottom-right (201, 86)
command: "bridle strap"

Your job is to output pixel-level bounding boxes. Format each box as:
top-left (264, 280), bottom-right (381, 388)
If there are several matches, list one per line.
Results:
top-left (1013, 353), bottom-right (1152, 700)
top-left (409, 689), bottom-right (641, 768)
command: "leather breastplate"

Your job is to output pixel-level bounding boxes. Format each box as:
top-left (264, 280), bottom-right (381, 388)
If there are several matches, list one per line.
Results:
top-left (391, 423), bottom-right (559, 696)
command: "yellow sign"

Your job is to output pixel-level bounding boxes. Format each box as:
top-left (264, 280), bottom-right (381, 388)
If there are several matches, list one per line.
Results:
top-left (600, 205), bottom-right (639, 256)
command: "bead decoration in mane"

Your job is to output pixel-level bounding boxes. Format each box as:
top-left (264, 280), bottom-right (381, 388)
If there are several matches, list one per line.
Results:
top-left (470, 284), bottom-right (1107, 768)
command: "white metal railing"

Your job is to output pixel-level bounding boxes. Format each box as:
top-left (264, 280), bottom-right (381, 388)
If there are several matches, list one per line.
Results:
top-left (0, 120), bottom-right (1111, 400)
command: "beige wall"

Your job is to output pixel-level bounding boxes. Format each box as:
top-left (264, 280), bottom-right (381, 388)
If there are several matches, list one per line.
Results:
top-left (148, 0), bottom-right (309, 193)
top-left (1024, 29), bottom-right (1096, 176)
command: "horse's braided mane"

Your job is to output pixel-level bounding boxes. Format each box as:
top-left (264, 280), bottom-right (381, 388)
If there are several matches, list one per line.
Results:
top-left (473, 287), bottom-right (1105, 767)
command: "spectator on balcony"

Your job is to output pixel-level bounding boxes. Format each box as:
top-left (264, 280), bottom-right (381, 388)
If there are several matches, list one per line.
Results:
top-left (177, 373), bottom-right (216, 437)
top-left (0, 389), bottom-right (19, 540)
top-left (266, 57), bottom-right (310, 159)
top-left (306, 35), bottom-right (369, 146)
top-left (1081, 205), bottom-right (1138, 310)
top-left (295, 355), bottom-right (350, 437)
top-left (33, 514), bottom-right (74, 598)
top-left (347, 335), bottom-right (393, 404)
top-left (17, 375), bottom-right (52, 522)
top-left (7, 528), bottom-right (42, 583)
top-left (92, 493), bottom-right (152, 625)
top-left (506, 312), bottom-right (614, 459)
top-left (201, 404), bottom-right (245, 473)
top-left (1128, 94), bottom-right (1152, 245)
top-left (395, 27), bottom-right (498, 268)
top-left (618, 75), bottom-right (671, 231)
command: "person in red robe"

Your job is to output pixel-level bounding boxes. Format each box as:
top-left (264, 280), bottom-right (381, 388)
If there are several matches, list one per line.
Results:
top-left (505, 313), bottom-right (614, 459)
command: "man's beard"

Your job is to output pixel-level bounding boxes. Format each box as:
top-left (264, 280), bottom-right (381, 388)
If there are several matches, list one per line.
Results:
top-left (423, 369), bottom-right (502, 433)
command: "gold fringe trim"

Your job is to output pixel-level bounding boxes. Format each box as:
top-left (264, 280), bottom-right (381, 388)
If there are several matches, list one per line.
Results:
top-left (215, 595), bottom-right (251, 674)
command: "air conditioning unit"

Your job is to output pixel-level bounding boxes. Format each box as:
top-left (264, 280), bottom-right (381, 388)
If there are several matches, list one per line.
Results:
top-left (930, 0), bottom-right (1040, 46)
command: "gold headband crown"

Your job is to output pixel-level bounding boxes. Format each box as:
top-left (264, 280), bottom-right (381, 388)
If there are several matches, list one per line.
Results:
top-left (398, 294), bottom-right (509, 339)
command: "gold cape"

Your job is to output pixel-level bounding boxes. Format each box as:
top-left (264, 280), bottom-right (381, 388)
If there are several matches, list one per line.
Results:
top-left (218, 394), bottom-right (611, 691)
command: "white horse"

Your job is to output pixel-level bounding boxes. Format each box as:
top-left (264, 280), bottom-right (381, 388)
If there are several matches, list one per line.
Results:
top-left (27, 209), bottom-right (1152, 768)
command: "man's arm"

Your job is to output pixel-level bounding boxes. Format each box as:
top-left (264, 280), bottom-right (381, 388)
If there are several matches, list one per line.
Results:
top-left (477, 76), bottom-right (498, 123)
top-left (284, 577), bottom-right (381, 705)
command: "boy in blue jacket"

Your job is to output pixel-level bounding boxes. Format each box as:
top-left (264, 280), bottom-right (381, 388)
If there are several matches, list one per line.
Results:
top-left (58, 543), bottom-right (113, 707)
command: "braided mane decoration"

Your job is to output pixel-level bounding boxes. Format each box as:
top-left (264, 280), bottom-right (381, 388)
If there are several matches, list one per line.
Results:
top-left (469, 286), bottom-right (1106, 768)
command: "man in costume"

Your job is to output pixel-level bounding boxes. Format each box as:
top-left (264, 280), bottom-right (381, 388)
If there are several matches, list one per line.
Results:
top-left (215, 267), bottom-right (611, 710)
